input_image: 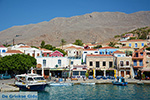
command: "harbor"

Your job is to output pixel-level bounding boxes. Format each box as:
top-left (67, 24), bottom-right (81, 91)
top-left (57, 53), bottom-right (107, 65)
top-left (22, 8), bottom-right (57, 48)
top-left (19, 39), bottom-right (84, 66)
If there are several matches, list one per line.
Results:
top-left (1, 78), bottom-right (150, 92)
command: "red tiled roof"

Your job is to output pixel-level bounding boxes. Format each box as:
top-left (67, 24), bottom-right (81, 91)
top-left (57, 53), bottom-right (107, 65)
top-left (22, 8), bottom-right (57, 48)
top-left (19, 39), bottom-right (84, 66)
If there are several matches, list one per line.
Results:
top-left (99, 46), bottom-right (116, 49)
top-left (66, 46), bottom-right (83, 49)
top-left (0, 45), bottom-right (6, 48)
top-left (113, 50), bottom-right (125, 54)
top-left (120, 39), bottom-right (147, 42)
top-left (19, 46), bottom-right (31, 48)
top-left (5, 50), bottom-right (23, 53)
top-left (120, 46), bottom-right (131, 49)
top-left (84, 49), bottom-right (98, 51)
top-left (87, 54), bottom-right (113, 57)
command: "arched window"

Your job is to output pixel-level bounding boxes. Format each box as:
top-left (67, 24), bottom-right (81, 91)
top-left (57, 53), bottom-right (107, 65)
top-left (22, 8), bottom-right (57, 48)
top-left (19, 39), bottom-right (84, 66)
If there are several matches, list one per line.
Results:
top-left (43, 59), bottom-right (46, 66)
top-left (58, 59), bottom-right (61, 66)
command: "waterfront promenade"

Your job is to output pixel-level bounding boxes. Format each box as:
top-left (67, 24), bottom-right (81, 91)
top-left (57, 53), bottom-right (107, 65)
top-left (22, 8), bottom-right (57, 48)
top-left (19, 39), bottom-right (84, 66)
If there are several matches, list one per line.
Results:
top-left (1, 78), bottom-right (150, 92)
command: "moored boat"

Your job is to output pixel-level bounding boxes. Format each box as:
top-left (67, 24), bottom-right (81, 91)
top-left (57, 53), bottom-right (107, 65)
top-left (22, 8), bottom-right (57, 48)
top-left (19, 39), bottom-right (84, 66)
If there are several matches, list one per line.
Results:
top-left (112, 77), bottom-right (128, 86)
top-left (15, 74), bottom-right (47, 91)
top-left (80, 83), bottom-right (95, 85)
top-left (48, 82), bottom-right (73, 86)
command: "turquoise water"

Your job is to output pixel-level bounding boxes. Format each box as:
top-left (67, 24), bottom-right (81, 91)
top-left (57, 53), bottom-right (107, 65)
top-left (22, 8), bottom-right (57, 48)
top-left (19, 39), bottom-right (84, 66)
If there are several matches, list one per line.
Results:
top-left (38, 84), bottom-right (150, 100)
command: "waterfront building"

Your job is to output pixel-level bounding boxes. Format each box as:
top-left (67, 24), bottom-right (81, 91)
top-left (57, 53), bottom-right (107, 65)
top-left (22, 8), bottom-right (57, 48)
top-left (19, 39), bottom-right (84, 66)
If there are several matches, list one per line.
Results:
top-left (98, 47), bottom-right (118, 55)
top-left (82, 49), bottom-right (99, 64)
top-left (36, 54), bottom-right (69, 78)
top-left (120, 39), bottom-right (147, 49)
top-left (71, 65), bottom-right (87, 78)
top-left (132, 48), bottom-right (147, 76)
top-left (86, 54), bottom-right (116, 78)
top-left (113, 50), bottom-right (132, 78)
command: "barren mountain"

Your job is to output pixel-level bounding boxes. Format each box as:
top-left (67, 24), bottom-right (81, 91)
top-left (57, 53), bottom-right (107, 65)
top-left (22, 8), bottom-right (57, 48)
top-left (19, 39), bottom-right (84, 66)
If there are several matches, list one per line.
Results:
top-left (0, 11), bottom-right (150, 46)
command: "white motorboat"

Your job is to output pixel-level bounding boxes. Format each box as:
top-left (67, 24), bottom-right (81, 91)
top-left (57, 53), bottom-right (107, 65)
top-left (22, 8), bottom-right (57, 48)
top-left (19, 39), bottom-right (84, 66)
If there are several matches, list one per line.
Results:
top-left (15, 74), bottom-right (47, 91)
top-left (80, 83), bottom-right (95, 85)
top-left (48, 82), bottom-right (73, 86)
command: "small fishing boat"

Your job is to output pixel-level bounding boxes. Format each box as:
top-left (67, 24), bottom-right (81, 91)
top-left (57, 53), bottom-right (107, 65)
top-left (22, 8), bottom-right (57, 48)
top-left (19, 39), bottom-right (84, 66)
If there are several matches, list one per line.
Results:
top-left (48, 82), bottom-right (73, 86)
top-left (112, 77), bottom-right (128, 86)
top-left (80, 83), bottom-right (95, 85)
top-left (15, 74), bottom-right (47, 91)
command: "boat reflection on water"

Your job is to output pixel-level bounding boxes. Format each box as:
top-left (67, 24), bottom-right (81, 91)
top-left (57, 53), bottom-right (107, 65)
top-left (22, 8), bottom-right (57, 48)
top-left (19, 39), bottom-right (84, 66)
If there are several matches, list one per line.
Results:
top-left (15, 74), bottom-right (47, 91)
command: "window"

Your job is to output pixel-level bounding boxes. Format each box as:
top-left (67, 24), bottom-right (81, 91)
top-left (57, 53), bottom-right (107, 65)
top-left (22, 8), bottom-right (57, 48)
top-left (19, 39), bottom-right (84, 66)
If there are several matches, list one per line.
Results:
top-left (37, 53), bottom-right (40, 57)
top-left (96, 61), bottom-right (100, 68)
top-left (120, 61), bottom-right (124, 66)
top-left (140, 53), bottom-right (143, 56)
top-left (43, 59), bottom-right (46, 66)
top-left (2, 50), bottom-right (6, 53)
top-left (103, 61), bottom-right (106, 66)
top-left (58, 59), bottom-right (61, 66)
top-left (100, 52), bottom-right (102, 54)
top-left (136, 53), bottom-right (138, 57)
top-left (94, 51), bottom-right (98, 53)
top-left (129, 43), bottom-right (131, 47)
top-left (109, 62), bottom-right (113, 68)
top-left (73, 71), bottom-right (79, 75)
top-left (84, 52), bottom-right (87, 53)
top-left (141, 43), bottom-right (144, 46)
top-left (71, 61), bottom-right (73, 65)
top-left (139, 60), bottom-right (143, 66)
top-left (102, 52), bottom-right (104, 54)
top-left (126, 71), bottom-right (130, 75)
top-left (122, 44), bottom-right (126, 46)
top-left (47, 53), bottom-right (49, 57)
top-left (89, 61), bottom-right (93, 66)
top-left (80, 71), bottom-right (86, 75)
top-left (135, 43), bottom-right (138, 48)
top-left (133, 60), bottom-right (137, 66)
top-left (126, 61), bottom-right (129, 66)
top-left (28, 78), bottom-right (33, 81)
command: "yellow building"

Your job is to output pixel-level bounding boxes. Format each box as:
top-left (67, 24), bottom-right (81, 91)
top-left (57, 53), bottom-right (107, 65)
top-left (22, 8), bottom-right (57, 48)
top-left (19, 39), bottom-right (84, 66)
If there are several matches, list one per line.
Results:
top-left (120, 39), bottom-right (147, 49)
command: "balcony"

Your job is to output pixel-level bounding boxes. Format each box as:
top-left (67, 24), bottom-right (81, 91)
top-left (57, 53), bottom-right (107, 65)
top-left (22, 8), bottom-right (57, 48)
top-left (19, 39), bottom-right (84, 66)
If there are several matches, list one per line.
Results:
top-left (132, 56), bottom-right (143, 60)
top-left (118, 65), bottom-right (130, 69)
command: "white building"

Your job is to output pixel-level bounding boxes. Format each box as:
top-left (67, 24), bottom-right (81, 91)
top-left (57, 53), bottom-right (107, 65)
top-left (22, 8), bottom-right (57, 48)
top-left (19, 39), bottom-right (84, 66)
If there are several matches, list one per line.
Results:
top-left (0, 45), bottom-right (8, 57)
top-left (82, 49), bottom-right (99, 64)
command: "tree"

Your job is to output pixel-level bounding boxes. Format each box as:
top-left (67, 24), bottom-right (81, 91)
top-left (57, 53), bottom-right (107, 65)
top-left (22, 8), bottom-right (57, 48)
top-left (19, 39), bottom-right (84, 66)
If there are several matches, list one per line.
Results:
top-left (40, 40), bottom-right (45, 48)
top-left (0, 54), bottom-right (36, 74)
top-left (61, 39), bottom-right (66, 49)
top-left (93, 45), bottom-right (102, 49)
top-left (108, 42), bottom-right (116, 47)
top-left (73, 39), bottom-right (83, 46)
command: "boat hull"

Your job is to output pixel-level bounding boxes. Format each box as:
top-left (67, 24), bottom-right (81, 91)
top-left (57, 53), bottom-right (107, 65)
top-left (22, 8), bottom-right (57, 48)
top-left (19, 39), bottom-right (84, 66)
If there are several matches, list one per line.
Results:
top-left (48, 83), bottom-right (73, 86)
top-left (15, 84), bottom-right (47, 91)
top-left (112, 81), bottom-right (128, 86)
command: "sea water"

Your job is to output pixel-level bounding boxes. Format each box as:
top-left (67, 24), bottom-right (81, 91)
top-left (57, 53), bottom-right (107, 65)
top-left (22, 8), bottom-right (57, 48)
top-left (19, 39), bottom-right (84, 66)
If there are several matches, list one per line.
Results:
top-left (38, 84), bottom-right (150, 100)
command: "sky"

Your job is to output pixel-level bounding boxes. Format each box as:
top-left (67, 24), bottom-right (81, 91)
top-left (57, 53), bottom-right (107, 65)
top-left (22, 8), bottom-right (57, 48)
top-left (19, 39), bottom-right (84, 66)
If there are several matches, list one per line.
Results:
top-left (0, 0), bottom-right (150, 32)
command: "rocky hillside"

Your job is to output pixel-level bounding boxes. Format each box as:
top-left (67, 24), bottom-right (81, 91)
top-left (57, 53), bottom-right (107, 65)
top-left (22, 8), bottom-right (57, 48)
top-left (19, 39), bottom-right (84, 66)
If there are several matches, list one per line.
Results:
top-left (0, 11), bottom-right (150, 46)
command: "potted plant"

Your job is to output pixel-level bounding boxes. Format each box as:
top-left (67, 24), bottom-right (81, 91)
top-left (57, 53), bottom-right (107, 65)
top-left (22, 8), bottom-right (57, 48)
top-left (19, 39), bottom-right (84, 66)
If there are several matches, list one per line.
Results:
top-left (142, 74), bottom-right (145, 80)
top-left (85, 72), bottom-right (89, 79)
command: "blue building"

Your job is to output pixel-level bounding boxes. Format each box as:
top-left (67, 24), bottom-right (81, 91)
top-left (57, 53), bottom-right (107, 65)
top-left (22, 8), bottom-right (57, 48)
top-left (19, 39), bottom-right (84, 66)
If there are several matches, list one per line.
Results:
top-left (99, 47), bottom-right (118, 55)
